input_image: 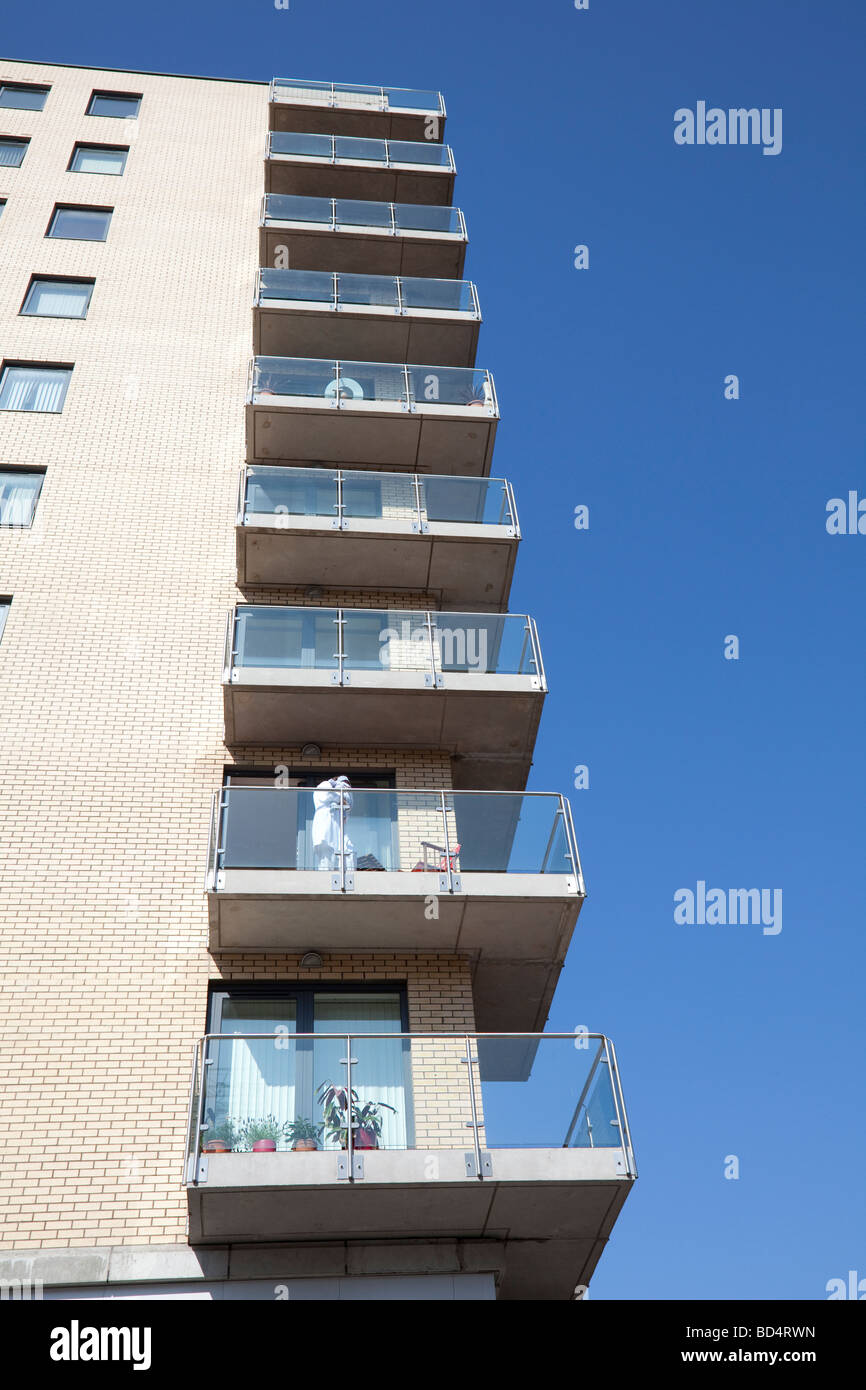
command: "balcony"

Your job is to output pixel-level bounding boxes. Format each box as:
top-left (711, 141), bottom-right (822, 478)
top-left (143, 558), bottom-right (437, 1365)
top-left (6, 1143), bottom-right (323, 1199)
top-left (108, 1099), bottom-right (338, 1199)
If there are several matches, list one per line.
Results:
top-left (259, 195), bottom-right (467, 278)
top-left (266, 133), bottom-right (456, 206)
top-left (236, 468), bottom-right (519, 610)
top-left (269, 79), bottom-right (446, 143)
top-left (206, 787), bottom-right (584, 1028)
top-left (222, 606), bottom-right (544, 782)
top-left (245, 358), bottom-right (498, 474)
top-left (185, 1030), bottom-right (635, 1299)
top-left (253, 270), bottom-right (480, 368)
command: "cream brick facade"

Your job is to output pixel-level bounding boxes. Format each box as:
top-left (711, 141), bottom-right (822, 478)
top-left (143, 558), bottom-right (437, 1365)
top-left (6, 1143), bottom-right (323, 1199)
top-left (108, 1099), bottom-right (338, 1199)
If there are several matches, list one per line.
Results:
top-left (0, 62), bottom-right (478, 1258)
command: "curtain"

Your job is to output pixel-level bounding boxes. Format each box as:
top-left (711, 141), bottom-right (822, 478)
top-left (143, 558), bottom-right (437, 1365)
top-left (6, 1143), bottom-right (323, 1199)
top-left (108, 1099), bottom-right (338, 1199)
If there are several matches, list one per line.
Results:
top-left (26, 283), bottom-right (90, 318)
top-left (0, 368), bottom-right (69, 412)
top-left (314, 995), bottom-right (410, 1150)
top-left (211, 1002), bottom-right (297, 1147)
top-left (74, 149), bottom-right (124, 174)
top-left (0, 476), bottom-right (40, 526)
top-left (0, 142), bottom-right (26, 167)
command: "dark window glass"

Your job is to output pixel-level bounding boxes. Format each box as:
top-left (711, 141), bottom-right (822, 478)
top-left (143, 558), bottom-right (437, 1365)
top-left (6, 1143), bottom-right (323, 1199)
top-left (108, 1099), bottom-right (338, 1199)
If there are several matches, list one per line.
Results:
top-left (48, 205), bottom-right (112, 241)
top-left (69, 144), bottom-right (128, 175)
top-left (21, 279), bottom-right (94, 319)
top-left (0, 470), bottom-right (44, 526)
top-left (87, 91), bottom-right (141, 119)
top-left (0, 84), bottom-right (48, 111)
top-left (0, 138), bottom-right (28, 168)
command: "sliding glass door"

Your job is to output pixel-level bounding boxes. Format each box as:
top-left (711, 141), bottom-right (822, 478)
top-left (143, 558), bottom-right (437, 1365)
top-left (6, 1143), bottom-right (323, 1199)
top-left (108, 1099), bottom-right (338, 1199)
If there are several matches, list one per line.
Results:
top-left (205, 988), bottom-right (412, 1151)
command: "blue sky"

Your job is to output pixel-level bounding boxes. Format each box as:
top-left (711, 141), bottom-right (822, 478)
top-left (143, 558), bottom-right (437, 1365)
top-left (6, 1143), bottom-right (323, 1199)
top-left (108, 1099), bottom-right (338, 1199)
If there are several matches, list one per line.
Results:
top-left (3, 0), bottom-right (864, 1299)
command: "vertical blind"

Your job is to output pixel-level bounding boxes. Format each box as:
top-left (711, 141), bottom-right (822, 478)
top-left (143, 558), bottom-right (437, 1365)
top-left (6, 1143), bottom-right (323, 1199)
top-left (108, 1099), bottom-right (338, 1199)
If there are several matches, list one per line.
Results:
top-left (0, 367), bottom-right (70, 413)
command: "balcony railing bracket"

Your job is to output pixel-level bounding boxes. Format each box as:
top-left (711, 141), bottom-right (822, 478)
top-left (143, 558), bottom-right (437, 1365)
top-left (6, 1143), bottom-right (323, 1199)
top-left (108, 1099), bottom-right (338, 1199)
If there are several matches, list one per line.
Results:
top-left (464, 1152), bottom-right (493, 1179)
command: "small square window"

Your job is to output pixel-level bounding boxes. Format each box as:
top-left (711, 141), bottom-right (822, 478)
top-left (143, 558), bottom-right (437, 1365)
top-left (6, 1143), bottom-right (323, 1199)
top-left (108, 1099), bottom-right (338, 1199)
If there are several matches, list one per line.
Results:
top-left (0, 599), bottom-right (9, 643)
top-left (0, 364), bottom-right (72, 413)
top-left (21, 278), bottom-right (94, 319)
top-left (47, 205), bottom-right (112, 241)
top-left (87, 91), bottom-right (141, 119)
top-left (0, 199), bottom-right (6, 218)
top-left (0, 469), bottom-right (44, 526)
top-left (0, 137), bottom-right (29, 168)
top-left (69, 143), bottom-right (128, 175)
top-left (0, 83), bottom-right (49, 111)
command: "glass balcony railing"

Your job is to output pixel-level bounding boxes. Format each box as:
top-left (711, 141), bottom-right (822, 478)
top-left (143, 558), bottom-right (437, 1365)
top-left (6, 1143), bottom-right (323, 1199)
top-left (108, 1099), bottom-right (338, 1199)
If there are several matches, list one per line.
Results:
top-left (261, 194), bottom-right (466, 238)
top-left (207, 787), bottom-right (580, 886)
top-left (239, 467), bottom-right (518, 533)
top-left (225, 606), bottom-right (542, 682)
top-left (250, 357), bottom-right (497, 411)
top-left (268, 132), bottom-right (455, 171)
top-left (256, 269), bottom-right (479, 316)
top-left (185, 1031), bottom-right (634, 1180)
top-left (270, 79), bottom-right (446, 118)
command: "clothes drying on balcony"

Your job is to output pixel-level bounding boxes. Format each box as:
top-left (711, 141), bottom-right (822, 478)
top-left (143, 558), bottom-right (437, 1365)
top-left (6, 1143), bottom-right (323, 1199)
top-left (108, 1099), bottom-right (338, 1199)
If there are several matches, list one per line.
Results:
top-left (312, 776), bottom-right (355, 871)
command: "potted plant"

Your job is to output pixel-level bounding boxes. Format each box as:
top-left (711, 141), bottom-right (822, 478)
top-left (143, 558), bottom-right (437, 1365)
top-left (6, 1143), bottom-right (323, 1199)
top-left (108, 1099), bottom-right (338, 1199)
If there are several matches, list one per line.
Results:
top-left (202, 1116), bottom-right (240, 1154)
top-left (284, 1116), bottom-right (323, 1152)
top-left (316, 1080), bottom-right (396, 1151)
top-left (238, 1115), bottom-right (290, 1153)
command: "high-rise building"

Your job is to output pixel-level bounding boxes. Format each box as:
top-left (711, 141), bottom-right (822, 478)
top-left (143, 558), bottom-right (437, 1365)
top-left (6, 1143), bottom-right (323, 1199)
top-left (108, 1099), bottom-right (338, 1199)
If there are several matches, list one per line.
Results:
top-left (0, 61), bottom-right (635, 1301)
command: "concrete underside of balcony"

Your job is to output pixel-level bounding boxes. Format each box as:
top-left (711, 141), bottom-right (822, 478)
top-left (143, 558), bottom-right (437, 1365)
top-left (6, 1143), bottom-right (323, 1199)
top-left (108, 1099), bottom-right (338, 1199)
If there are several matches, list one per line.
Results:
top-left (253, 303), bottom-right (480, 369)
top-left (207, 878), bottom-right (582, 1032)
top-left (269, 104), bottom-right (442, 145)
top-left (265, 158), bottom-right (455, 206)
top-left (235, 524), bottom-right (518, 612)
top-left (187, 1148), bottom-right (633, 1300)
top-left (222, 679), bottom-right (542, 777)
top-left (245, 399), bottom-right (497, 474)
top-left (259, 225), bottom-right (467, 280)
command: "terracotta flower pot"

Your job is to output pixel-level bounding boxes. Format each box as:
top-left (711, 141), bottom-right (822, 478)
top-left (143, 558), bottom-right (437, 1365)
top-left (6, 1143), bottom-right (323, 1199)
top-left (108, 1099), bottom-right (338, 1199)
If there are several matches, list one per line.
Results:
top-left (252, 1139), bottom-right (277, 1153)
top-left (292, 1139), bottom-right (317, 1152)
top-left (204, 1139), bottom-right (230, 1154)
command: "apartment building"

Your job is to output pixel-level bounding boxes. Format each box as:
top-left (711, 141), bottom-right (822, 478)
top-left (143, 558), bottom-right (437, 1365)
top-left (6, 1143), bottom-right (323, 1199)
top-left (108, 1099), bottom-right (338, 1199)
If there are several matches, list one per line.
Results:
top-left (0, 62), bottom-right (635, 1301)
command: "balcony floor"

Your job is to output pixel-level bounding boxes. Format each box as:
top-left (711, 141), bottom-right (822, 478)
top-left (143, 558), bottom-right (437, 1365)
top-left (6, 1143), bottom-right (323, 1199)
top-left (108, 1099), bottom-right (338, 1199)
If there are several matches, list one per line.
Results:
top-left (245, 399), bottom-right (498, 473)
top-left (235, 524), bottom-right (518, 612)
top-left (187, 1147), bottom-right (633, 1300)
top-left (207, 874), bottom-right (582, 1032)
top-left (265, 158), bottom-right (455, 206)
top-left (253, 304), bottom-right (479, 369)
top-left (259, 225), bottom-right (467, 280)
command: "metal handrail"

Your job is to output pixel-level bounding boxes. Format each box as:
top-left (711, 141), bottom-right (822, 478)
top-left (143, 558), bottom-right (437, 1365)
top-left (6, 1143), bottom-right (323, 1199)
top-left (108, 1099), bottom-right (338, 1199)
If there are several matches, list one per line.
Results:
top-left (270, 79), bottom-right (446, 118)
top-left (267, 132), bottom-right (456, 172)
top-left (226, 605), bottom-right (543, 683)
top-left (184, 1030), bottom-right (634, 1185)
top-left (255, 267), bottom-right (479, 318)
top-left (238, 467), bottom-right (518, 535)
top-left (211, 786), bottom-right (581, 895)
top-left (260, 194), bottom-right (467, 239)
top-left (250, 356), bottom-right (497, 415)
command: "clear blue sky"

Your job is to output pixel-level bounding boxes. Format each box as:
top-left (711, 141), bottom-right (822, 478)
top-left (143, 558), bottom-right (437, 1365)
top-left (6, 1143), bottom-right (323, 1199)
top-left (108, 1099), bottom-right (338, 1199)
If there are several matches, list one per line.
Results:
top-left (3, 0), bottom-right (864, 1300)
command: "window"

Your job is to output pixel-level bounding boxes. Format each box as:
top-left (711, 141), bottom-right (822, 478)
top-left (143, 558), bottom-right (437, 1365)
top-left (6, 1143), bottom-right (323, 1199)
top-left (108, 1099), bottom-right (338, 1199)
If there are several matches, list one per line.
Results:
top-left (0, 137), bottom-right (29, 168)
top-left (0, 199), bottom-right (5, 218)
top-left (0, 364), bottom-right (71, 413)
top-left (0, 469), bottom-right (44, 526)
top-left (69, 143), bottom-right (128, 175)
top-left (21, 277), bottom-right (94, 319)
top-left (86, 91), bottom-right (141, 119)
top-left (203, 985), bottom-right (411, 1152)
top-left (0, 83), bottom-right (49, 111)
top-left (47, 204), bottom-right (112, 241)
top-left (0, 599), bottom-right (9, 643)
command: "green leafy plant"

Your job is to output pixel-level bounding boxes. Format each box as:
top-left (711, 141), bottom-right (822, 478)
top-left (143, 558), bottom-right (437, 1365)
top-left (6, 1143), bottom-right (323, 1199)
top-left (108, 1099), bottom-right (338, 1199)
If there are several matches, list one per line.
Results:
top-left (315, 1081), bottom-right (396, 1148)
top-left (202, 1116), bottom-right (242, 1151)
top-left (237, 1115), bottom-right (291, 1149)
top-left (284, 1116), bottom-right (323, 1147)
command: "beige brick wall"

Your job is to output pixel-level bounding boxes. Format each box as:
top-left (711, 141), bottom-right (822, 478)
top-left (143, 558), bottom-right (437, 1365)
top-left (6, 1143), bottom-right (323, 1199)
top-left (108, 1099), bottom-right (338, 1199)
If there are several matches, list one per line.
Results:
top-left (0, 62), bottom-right (476, 1253)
